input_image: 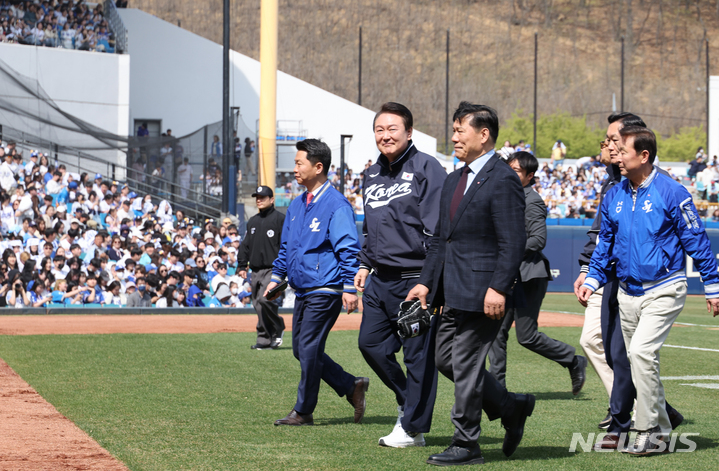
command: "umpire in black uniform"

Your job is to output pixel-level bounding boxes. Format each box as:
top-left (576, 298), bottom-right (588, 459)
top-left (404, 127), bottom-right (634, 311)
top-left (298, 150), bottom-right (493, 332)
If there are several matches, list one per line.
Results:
top-left (355, 102), bottom-right (446, 448)
top-left (238, 185), bottom-right (286, 349)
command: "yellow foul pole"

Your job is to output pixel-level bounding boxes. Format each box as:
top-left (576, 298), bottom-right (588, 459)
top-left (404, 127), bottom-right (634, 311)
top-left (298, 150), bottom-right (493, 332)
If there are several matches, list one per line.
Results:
top-left (258, 0), bottom-right (278, 190)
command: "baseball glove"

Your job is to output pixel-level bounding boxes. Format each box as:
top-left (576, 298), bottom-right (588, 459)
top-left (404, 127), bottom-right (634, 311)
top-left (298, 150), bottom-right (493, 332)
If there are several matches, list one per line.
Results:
top-left (396, 300), bottom-right (433, 339)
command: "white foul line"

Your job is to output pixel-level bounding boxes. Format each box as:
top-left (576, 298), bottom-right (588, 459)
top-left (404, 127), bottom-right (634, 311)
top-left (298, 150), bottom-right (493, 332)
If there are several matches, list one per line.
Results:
top-left (675, 322), bottom-right (719, 328)
top-left (680, 383), bottom-right (719, 389)
top-left (662, 375), bottom-right (719, 380)
top-left (664, 344), bottom-right (719, 353)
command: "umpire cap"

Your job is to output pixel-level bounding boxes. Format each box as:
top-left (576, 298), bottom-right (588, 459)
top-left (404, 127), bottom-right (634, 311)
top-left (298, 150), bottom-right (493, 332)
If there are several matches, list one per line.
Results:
top-left (252, 186), bottom-right (273, 198)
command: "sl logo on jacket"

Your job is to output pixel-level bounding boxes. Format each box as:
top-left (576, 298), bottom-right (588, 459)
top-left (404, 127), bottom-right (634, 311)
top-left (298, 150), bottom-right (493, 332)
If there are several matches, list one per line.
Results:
top-left (309, 218), bottom-right (321, 232)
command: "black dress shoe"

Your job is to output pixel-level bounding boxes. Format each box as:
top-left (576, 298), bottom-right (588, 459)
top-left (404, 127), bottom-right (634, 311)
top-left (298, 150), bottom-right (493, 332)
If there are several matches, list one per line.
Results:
top-left (346, 377), bottom-right (369, 423)
top-left (599, 408), bottom-right (611, 429)
top-left (668, 408), bottom-right (684, 430)
top-left (251, 344), bottom-right (271, 350)
top-left (274, 409), bottom-right (314, 426)
top-left (569, 355), bottom-right (587, 395)
top-left (427, 444), bottom-right (484, 466)
top-left (502, 393), bottom-right (535, 457)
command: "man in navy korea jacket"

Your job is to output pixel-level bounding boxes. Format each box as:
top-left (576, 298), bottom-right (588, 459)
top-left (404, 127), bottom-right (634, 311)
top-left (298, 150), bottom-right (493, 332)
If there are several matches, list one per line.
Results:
top-left (266, 138), bottom-right (369, 427)
top-left (354, 102), bottom-right (447, 448)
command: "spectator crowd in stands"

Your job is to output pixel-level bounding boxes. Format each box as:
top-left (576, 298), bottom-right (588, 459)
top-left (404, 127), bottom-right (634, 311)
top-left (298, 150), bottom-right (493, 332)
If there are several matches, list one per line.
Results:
top-left (0, 139), bottom-right (266, 309)
top-left (0, 1), bottom-right (115, 52)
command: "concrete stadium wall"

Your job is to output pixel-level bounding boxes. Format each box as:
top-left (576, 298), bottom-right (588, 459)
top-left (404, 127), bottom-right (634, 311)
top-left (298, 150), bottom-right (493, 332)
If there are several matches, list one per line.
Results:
top-left (117, 9), bottom-right (439, 172)
top-left (0, 42), bottom-right (130, 177)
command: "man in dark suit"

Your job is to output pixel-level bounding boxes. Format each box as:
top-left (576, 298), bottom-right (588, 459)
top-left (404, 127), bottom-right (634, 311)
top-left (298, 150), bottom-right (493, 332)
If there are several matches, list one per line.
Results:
top-left (489, 151), bottom-right (587, 392)
top-left (407, 102), bottom-right (535, 466)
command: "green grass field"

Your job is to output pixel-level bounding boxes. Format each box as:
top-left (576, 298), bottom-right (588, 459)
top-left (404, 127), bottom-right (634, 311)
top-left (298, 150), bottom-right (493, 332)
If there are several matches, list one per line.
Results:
top-left (0, 294), bottom-right (718, 470)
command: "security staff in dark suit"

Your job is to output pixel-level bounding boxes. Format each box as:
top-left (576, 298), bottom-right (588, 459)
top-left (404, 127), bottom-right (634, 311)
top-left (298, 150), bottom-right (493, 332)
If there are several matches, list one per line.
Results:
top-left (407, 102), bottom-right (535, 466)
top-left (489, 152), bottom-right (587, 392)
top-left (238, 185), bottom-right (286, 350)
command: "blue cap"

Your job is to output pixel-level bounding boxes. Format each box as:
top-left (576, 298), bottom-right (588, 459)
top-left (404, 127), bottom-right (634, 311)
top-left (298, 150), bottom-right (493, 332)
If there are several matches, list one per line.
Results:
top-left (69, 181), bottom-right (78, 189)
top-left (128, 192), bottom-right (137, 199)
top-left (94, 173), bottom-right (103, 180)
top-left (146, 264), bottom-right (157, 271)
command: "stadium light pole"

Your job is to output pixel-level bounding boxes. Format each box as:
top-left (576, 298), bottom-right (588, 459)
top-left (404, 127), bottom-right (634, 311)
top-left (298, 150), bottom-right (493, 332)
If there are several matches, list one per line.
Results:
top-left (358, 26), bottom-right (362, 106)
top-left (445, 29), bottom-right (450, 155)
top-left (340, 134), bottom-right (352, 195)
top-left (707, 38), bottom-right (710, 151)
top-left (259, 0), bottom-right (278, 191)
top-left (533, 32), bottom-right (538, 157)
top-left (222, 0), bottom-right (231, 214)
top-left (620, 36), bottom-right (625, 112)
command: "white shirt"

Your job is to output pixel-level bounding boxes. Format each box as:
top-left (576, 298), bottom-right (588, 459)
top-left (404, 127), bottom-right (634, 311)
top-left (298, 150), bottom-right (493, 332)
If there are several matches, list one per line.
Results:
top-left (462, 150), bottom-right (495, 194)
top-left (0, 161), bottom-right (16, 192)
top-left (117, 207), bottom-right (131, 221)
top-left (99, 200), bottom-right (113, 213)
top-left (46, 179), bottom-right (63, 195)
top-left (177, 163), bottom-right (193, 182)
top-left (0, 203), bottom-right (15, 232)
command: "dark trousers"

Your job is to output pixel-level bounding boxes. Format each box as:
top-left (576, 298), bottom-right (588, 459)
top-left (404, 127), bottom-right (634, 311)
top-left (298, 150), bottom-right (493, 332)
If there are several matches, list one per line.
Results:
top-left (358, 274), bottom-right (438, 433)
top-left (601, 276), bottom-right (678, 434)
top-left (436, 308), bottom-right (517, 447)
top-left (489, 278), bottom-right (575, 387)
top-left (292, 292), bottom-right (356, 415)
top-left (251, 268), bottom-right (285, 346)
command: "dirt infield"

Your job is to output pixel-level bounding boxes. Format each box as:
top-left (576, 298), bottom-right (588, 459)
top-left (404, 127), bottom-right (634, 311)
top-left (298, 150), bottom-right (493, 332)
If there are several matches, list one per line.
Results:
top-left (0, 311), bottom-right (584, 335)
top-left (0, 311), bottom-right (582, 470)
top-left (0, 359), bottom-right (130, 471)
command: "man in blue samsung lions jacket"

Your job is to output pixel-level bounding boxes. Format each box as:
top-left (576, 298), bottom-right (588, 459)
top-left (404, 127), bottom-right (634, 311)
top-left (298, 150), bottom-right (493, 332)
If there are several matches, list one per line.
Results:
top-left (575, 113), bottom-right (683, 447)
top-left (266, 139), bottom-right (369, 426)
top-left (355, 102), bottom-right (446, 447)
top-left (578, 126), bottom-right (719, 455)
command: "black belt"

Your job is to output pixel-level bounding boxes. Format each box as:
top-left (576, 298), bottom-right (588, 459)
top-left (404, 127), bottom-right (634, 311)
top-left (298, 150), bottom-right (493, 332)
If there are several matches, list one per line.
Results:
top-left (373, 265), bottom-right (422, 281)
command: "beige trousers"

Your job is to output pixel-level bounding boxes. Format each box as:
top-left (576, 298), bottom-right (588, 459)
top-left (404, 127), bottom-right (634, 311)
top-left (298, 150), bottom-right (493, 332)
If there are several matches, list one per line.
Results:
top-left (579, 287), bottom-right (614, 397)
top-left (618, 281), bottom-right (686, 435)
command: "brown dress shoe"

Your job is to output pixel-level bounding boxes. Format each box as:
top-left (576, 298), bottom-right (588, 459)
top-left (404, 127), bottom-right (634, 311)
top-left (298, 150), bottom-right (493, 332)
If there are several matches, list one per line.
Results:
top-left (346, 377), bottom-right (369, 423)
top-left (274, 409), bottom-right (314, 426)
top-left (594, 433), bottom-right (628, 450)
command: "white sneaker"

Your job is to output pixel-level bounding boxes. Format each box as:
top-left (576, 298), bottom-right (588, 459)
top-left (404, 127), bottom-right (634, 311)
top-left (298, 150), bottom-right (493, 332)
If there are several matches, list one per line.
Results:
top-left (379, 407), bottom-right (425, 447)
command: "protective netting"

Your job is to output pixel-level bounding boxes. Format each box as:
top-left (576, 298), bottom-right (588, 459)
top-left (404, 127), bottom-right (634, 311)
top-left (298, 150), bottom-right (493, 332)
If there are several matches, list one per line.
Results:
top-left (0, 58), bottom-right (259, 220)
